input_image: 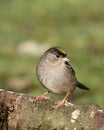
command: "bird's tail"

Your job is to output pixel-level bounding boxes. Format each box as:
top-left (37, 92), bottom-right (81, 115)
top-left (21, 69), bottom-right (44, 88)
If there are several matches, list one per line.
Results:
top-left (77, 82), bottom-right (90, 90)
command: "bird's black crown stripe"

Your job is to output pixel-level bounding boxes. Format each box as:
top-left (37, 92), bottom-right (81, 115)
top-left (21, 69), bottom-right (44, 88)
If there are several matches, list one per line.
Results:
top-left (46, 47), bottom-right (67, 58)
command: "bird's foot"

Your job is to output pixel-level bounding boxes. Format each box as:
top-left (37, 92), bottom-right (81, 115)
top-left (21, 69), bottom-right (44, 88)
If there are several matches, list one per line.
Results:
top-left (55, 100), bottom-right (74, 109)
top-left (55, 99), bottom-right (67, 109)
top-left (55, 92), bottom-right (70, 109)
top-left (64, 101), bottom-right (74, 106)
top-left (34, 92), bottom-right (50, 102)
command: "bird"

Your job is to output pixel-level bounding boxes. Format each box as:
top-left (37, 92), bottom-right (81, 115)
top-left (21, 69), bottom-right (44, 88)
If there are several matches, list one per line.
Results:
top-left (35, 47), bottom-right (89, 108)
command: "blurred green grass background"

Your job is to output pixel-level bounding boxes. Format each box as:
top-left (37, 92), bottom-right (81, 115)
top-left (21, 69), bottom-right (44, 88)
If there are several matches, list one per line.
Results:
top-left (0, 0), bottom-right (104, 108)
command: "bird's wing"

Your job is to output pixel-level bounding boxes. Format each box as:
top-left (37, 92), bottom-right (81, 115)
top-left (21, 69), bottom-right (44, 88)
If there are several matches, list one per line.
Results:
top-left (65, 62), bottom-right (90, 90)
top-left (65, 61), bottom-right (75, 76)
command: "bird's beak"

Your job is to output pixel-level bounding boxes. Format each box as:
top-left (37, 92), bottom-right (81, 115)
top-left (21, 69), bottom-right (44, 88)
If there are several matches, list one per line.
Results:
top-left (63, 57), bottom-right (70, 62)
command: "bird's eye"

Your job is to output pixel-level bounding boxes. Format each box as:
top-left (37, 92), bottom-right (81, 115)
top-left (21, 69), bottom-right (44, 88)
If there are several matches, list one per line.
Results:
top-left (55, 53), bottom-right (60, 58)
top-left (53, 51), bottom-right (60, 58)
top-left (52, 48), bottom-right (67, 58)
